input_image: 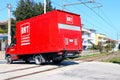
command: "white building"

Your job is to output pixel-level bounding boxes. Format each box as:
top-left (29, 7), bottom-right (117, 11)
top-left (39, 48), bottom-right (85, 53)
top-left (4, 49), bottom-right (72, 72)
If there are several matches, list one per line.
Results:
top-left (0, 20), bottom-right (8, 51)
top-left (82, 27), bottom-right (96, 50)
top-left (0, 34), bottom-right (8, 51)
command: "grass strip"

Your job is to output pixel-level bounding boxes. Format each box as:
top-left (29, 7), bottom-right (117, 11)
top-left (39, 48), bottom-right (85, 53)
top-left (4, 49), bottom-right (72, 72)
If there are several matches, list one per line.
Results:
top-left (103, 56), bottom-right (120, 64)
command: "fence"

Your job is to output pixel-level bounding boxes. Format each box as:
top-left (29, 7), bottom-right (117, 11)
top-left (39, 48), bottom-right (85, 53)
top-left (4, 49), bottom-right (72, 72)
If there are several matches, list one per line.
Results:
top-left (81, 50), bottom-right (99, 56)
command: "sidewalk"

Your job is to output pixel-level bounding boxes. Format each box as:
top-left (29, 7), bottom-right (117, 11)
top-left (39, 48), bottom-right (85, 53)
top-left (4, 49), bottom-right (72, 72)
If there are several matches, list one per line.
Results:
top-left (0, 51), bottom-right (5, 60)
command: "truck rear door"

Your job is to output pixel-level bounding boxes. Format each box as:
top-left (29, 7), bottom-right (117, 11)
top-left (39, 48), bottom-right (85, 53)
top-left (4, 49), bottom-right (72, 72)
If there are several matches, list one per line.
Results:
top-left (58, 23), bottom-right (81, 51)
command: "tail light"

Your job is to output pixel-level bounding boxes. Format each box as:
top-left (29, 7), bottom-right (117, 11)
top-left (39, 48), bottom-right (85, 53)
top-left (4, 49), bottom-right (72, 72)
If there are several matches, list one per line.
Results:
top-left (65, 38), bottom-right (69, 45)
top-left (74, 39), bottom-right (78, 45)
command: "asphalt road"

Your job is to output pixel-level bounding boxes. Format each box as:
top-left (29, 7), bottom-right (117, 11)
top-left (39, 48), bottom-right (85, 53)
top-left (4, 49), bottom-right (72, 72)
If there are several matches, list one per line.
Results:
top-left (0, 59), bottom-right (120, 80)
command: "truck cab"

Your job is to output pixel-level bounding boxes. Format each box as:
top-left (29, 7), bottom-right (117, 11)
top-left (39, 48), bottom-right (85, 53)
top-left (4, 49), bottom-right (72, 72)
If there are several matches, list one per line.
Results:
top-left (5, 37), bottom-right (17, 64)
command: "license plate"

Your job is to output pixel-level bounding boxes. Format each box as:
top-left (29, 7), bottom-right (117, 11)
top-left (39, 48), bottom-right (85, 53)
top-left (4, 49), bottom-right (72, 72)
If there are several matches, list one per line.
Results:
top-left (67, 53), bottom-right (74, 56)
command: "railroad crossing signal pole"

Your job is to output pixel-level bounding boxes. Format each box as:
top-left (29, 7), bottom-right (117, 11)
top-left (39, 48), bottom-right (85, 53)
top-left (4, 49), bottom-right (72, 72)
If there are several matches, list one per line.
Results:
top-left (7, 4), bottom-right (11, 45)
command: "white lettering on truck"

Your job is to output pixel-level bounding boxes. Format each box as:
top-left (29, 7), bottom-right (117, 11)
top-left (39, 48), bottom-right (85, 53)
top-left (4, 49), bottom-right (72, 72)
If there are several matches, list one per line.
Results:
top-left (20, 22), bottom-right (30, 46)
top-left (66, 15), bottom-right (73, 24)
top-left (21, 26), bottom-right (29, 34)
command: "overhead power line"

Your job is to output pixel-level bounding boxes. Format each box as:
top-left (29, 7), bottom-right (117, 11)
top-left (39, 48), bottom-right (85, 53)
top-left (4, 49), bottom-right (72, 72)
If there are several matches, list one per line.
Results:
top-left (78, 0), bottom-right (118, 31)
top-left (61, 0), bottom-right (117, 39)
top-left (52, 1), bottom-right (72, 12)
top-left (0, 7), bottom-right (6, 11)
top-left (62, 0), bottom-right (95, 10)
top-left (64, 0), bottom-right (114, 35)
top-left (52, 0), bottom-right (111, 33)
top-left (82, 18), bottom-right (113, 35)
top-left (99, 8), bottom-right (118, 30)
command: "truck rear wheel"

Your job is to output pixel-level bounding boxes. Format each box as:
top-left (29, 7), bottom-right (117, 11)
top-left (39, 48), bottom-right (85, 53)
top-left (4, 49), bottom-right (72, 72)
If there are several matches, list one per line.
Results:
top-left (6, 55), bottom-right (13, 64)
top-left (35, 55), bottom-right (42, 65)
top-left (34, 55), bottom-right (46, 65)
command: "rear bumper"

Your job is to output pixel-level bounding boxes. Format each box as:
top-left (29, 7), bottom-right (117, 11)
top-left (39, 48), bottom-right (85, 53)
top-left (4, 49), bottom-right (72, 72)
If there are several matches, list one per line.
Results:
top-left (64, 52), bottom-right (76, 58)
top-left (63, 50), bottom-right (82, 58)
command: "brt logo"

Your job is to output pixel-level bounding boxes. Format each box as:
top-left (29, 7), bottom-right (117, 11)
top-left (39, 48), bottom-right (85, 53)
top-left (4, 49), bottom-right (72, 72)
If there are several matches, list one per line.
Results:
top-left (20, 23), bottom-right (30, 37)
top-left (66, 15), bottom-right (73, 24)
top-left (21, 26), bottom-right (29, 34)
top-left (20, 22), bottom-right (30, 46)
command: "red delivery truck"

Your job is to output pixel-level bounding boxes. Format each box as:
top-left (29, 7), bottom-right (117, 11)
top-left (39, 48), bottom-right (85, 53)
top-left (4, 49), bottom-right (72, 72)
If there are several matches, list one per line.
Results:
top-left (5, 10), bottom-right (82, 65)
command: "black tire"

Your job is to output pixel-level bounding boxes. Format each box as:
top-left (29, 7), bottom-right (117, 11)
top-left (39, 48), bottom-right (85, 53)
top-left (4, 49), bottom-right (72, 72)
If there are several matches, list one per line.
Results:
top-left (6, 55), bottom-right (13, 64)
top-left (34, 55), bottom-right (46, 65)
top-left (34, 55), bottom-right (42, 65)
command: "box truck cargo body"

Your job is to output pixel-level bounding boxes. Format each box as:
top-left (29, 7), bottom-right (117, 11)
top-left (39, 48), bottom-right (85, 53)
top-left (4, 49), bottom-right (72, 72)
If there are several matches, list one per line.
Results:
top-left (5, 10), bottom-right (82, 64)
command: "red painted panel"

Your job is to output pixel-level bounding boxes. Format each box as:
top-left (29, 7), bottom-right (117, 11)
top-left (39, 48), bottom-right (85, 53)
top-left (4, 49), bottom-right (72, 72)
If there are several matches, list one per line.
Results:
top-left (57, 10), bottom-right (81, 26)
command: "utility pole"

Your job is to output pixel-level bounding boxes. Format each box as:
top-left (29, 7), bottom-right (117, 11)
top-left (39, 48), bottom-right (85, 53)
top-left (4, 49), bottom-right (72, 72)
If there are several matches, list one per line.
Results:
top-left (117, 33), bottom-right (118, 42)
top-left (7, 4), bottom-right (11, 45)
top-left (110, 39), bottom-right (111, 50)
top-left (117, 33), bottom-right (120, 44)
top-left (44, 0), bottom-right (46, 14)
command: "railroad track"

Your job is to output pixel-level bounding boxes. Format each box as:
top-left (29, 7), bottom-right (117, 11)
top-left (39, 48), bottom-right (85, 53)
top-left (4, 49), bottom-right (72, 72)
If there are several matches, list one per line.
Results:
top-left (0, 65), bottom-right (41, 74)
top-left (2, 61), bottom-right (80, 80)
top-left (5, 66), bottom-right (61, 80)
top-left (3, 62), bottom-right (93, 80)
top-left (3, 53), bottom-right (119, 80)
top-left (2, 63), bottom-right (66, 80)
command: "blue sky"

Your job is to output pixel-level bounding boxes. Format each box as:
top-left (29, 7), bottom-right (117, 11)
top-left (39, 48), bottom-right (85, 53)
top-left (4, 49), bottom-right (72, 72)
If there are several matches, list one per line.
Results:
top-left (0, 0), bottom-right (120, 40)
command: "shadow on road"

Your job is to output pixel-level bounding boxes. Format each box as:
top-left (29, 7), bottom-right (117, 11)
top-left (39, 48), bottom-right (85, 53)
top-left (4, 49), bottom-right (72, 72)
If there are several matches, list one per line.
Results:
top-left (112, 61), bottom-right (120, 65)
top-left (0, 59), bottom-right (79, 66)
top-left (42, 60), bottom-right (79, 67)
top-left (56, 60), bottom-right (79, 66)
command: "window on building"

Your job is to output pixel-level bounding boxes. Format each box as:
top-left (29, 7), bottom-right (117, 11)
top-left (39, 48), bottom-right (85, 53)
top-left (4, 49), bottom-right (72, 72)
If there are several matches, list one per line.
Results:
top-left (88, 40), bottom-right (91, 43)
top-left (88, 34), bottom-right (91, 37)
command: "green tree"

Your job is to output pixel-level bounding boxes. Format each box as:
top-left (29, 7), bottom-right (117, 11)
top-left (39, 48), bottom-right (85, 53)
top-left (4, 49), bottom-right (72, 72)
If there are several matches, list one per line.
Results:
top-left (11, 18), bottom-right (16, 39)
top-left (105, 44), bottom-right (112, 52)
top-left (90, 42), bottom-right (98, 50)
top-left (111, 42), bottom-right (116, 49)
top-left (105, 40), bottom-right (116, 52)
top-left (0, 25), bottom-right (7, 33)
top-left (13, 0), bottom-right (35, 21)
top-left (33, 2), bottom-right (44, 16)
top-left (0, 27), bottom-right (6, 33)
top-left (46, 0), bottom-right (54, 12)
top-left (13, 0), bottom-right (54, 21)
top-left (98, 42), bottom-right (104, 53)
